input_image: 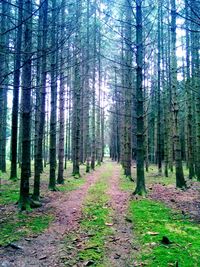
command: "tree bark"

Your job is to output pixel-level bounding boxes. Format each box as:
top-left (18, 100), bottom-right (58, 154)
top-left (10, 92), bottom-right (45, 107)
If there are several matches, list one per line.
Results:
top-left (49, 0), bottom-right (58, 190)
top-left (170, 0), bottom-right (186, 188)
top-left (134, 0), bottom-right (146, 195)
top-left (19, 0), bottom-right (32, 210)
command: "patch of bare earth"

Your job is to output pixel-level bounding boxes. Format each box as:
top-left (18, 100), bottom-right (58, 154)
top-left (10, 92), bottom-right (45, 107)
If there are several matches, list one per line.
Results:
top-left (149, 182), bottom-right (200, 222)
top-left (105, 162), bottom-right (135, 267)
top-left (0, 167), bottom-right (104, 267)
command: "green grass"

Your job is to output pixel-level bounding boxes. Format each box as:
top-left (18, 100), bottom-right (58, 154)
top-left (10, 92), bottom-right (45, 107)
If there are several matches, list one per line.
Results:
top-left (129, 199), bottom-right (200, 267)
top-left (0, 182), bottom-right (20, 205)
top-left (78, 180), bottom-right (112, 265)
top-left (120, 164), bottom-right (191, 193)
top-left (0, 212), bottom-right (53, 246)
top-left (145, 164), bottom-right (190, 186)
top-left (0, 161), bottom-right (86, 205)
top-left (120, 173), bottom-right (136, 192)
top-left (58, 177), bottom-right (85, 192)
top-left (78, 168), bottom-right (113, 266)
top-left (120, 164), bottom-right (200, 266)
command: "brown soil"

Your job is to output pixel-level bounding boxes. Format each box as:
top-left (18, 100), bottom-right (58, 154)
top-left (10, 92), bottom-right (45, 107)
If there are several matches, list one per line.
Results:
top-left (149, 182), bottom-right (200, 222)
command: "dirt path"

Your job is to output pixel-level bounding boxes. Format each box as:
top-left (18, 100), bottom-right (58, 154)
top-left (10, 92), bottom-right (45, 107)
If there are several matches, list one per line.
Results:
top-left (0, 162), bottom-right (136, 267)
top-left (0, 167), bottom-right (104, 267)
top-left (105, 162), bottom-right (134, 267)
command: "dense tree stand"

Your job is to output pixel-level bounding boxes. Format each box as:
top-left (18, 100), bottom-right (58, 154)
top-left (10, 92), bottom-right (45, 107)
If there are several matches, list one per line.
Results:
top-left (0, 0), bottom-right (199, 214)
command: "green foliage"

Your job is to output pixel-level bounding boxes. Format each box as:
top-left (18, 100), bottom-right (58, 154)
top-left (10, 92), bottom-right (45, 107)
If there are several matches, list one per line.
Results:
top-left (129, 199), bottom-right (200, 267)
top-left (0, 213), bottom-right (53, 246)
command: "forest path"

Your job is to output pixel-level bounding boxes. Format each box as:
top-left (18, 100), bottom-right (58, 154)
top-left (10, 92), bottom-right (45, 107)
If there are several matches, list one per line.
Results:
top-left (0, 165), bottom-right (106, 267)
top-left (0, 161), bottom-right (135, 267)
top-left (105, 162), bottom-right (134, 266)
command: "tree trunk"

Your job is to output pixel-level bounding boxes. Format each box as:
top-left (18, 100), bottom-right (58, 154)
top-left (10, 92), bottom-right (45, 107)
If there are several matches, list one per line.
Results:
top-left (33, 0), bottom-right (48, 200)
top-left (19, 0), bottom-right (32, 210)
top-left (123, 0), bottom-right (132, 178)
top-left (170, 0), bottom-right (186, 188)
top-left (57, 0), bottom-right (66, 184)
top-left (49, 0), bottom-right (58, 190)
top-left (91, 2), bottom-right (97, 171)
top-left (157, 0), bottom-right (162, 174)
top-left (134, 0), bottom-right (146, 195)
top-left (72, 0), bottom-right (82, 176)
top-left (10, 0), bottom-right (23, 179)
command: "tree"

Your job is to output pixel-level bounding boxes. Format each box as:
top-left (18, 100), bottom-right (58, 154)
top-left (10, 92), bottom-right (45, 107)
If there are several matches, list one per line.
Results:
top-left (49, 0), bottom-right (58, 190)
top-left (134, 0), bottom-right (146, 196)
top-left (57, 0), bottom-right (66, 184)
top-left (123, 0), bottom-right (132, 179)
top-left (157, 0), bottom-right (162, 174)
top-left (170, 0), bottom-right (186, 188)
top-left (91, 0), bottom-right (97, 171)
top-left (18, 0), bottom-right (33, 210)
top-left (0, 0), bottom-right (10, 173)
top-left (33, 0), bottom-right (49, 200)
top-left (72, 0), bottom-right (82, 176)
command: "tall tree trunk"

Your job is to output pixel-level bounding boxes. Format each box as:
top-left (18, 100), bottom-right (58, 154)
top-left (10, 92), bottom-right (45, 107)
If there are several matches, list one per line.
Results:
top-left (123, 0), bottom-right (132, 178)
top-left (96, 25), bottom-right (102, 165)
top-left (170, 0), bottom-right (186, 188)
top-left (157, 0), bottom-right (162, 174)
top-left (72, 0), bottom-right (82, 176)
top-left (10, 0), bottom-right (23, 179)
top-left (57, 0), bottom-right (66, 184)
top-left (190, 0), bottom-right (200, 181)
top-left (49, 0), bottom-right (58, 190)
top-left (85, 0), bottom-right (91, 172)
top-left (19, 0), bottom-right (32, 210)
top-left (33, 0), bottom-right (48, 200)
top-left (134, 0), bottom-right (146, 195)
top-left (185, 0), bottom-right (195, 179)
top-left (91, 1), bottom-right (97, 171)
top-left (0, 0), bottom-right (9, 173)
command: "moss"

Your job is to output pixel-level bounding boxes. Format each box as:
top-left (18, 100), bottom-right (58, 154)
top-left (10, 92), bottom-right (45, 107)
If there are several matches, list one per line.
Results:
top-left (77, 171), bottom-right (113, 265)
top-left (129, 199), bottom-right (200, 267)
top-left (0, 212), bottom-right (53, 246)
top-left (0, 182), bottom-right (19, 205)
top-left (58, 177), bottom-right (85, 192)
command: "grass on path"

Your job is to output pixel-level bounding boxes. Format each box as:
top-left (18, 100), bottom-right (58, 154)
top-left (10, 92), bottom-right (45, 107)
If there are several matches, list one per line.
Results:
top-left (62, 163), bottom-right (114, 266)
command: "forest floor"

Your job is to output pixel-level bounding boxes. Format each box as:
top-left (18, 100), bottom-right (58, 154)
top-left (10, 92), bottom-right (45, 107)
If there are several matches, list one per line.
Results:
top-left (0, 160), bottom-right (200, 267)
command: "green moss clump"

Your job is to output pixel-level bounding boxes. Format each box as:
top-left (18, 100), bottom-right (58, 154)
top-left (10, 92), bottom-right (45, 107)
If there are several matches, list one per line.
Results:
top-left (129, 199), bottom-right (200, 267)
top-left (0, 213), bottom-right (53, 246)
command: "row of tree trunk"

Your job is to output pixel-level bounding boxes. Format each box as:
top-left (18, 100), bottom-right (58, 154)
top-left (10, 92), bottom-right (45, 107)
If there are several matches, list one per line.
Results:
top-left (0, 0), bottom-right (106, 210)
top-left (109, 0), bottom-right (200, 194)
